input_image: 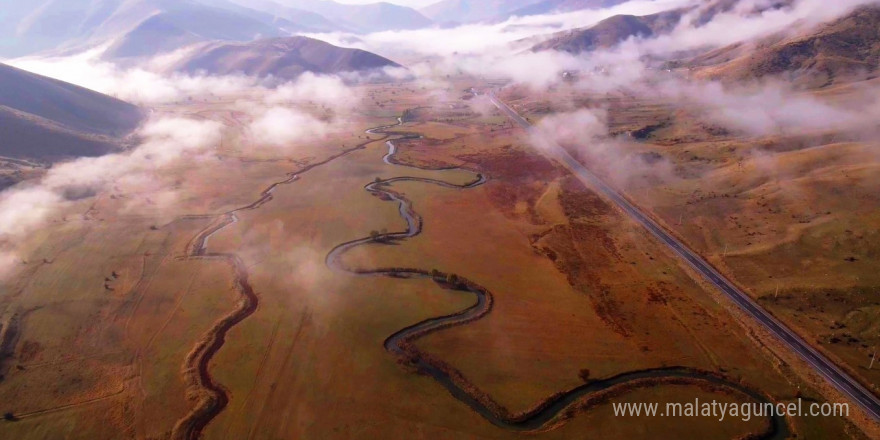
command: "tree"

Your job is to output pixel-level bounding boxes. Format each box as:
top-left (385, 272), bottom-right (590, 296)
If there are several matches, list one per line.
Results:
top-left (578, 369), bottom-right (592, 382)
top-left (431, 269), bottom-right (441, 280)
top-left (370, 230), bottom-right (381, 241)
top-left (3, 412), bottom-right (16, 421)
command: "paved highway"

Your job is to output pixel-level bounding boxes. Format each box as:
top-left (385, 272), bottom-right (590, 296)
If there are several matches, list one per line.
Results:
top-left (487, 91), bottom-right (880, 421)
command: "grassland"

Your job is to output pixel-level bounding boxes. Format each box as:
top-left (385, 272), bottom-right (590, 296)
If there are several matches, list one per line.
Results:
top-left (499, 79), bottom-right (880, 435)
top-left (0, 80), bottom-right (866, 439)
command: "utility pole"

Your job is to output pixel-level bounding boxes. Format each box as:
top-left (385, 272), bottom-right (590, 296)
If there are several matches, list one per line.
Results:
top-left (870, 348), bottom-right (877, 370)
top-left (678, 213), bottom-right (683, 226)
top-left (775, 283), bottom-right (780, 299)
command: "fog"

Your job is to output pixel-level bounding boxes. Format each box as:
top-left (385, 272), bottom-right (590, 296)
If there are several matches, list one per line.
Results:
top-left (643, 0), bottom-right (880, 54)
top-left (306, 0), bottom-right (695, 58)
top-left (2, 0), bottom-right (880, 278)
top-left (0, 117), bottom-right (223, 276)
top-left (0, 42), bottom-right (377, 278)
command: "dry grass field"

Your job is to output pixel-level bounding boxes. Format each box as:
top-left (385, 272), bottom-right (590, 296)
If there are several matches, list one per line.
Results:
top-left (500, 79), bottom-right (880, 431)
top-left (0, 80), bottom-right (868, 439)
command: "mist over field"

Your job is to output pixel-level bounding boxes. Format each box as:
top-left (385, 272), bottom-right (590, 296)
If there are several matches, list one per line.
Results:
top-left (1, 0), bottom-right (878, 307)
top-left (2, 0), bottom-right (880, 438)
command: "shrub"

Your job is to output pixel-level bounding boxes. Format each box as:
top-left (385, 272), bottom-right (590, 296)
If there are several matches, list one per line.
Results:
top-left (578, 369), bottom-right (592, 382)
top-left (446, 274), bottom-right (460, 286)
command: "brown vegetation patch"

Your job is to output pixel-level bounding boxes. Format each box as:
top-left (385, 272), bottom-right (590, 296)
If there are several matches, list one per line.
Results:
top-left (17, 340), bottom-right (42, 363)
top-left (402, 104), bottom-right (479, 125)
top-left (537, 223), bottom-right (629, 336)
top-left (393, 136), bottom-right (468, 169)
top-left (761, 286), bottom-right (880, 353)
top-left (557, 175), bottom-right (613, 219)
top-left (458, 147), bottom-right (564, 223)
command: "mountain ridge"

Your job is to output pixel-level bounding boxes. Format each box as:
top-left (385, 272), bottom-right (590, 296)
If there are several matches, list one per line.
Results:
top-left (172, 36), bottom-right (401, 80)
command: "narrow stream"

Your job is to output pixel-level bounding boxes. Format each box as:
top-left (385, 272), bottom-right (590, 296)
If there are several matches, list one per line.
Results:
top-left (325, 117), bottom-right (791, 438)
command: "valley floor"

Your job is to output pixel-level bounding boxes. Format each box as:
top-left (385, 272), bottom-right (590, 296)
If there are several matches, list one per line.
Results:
top-left (0, 81), bottom-right (870, 439)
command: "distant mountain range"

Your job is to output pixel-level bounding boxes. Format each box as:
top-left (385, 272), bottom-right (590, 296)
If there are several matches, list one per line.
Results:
top-left (531, 9), bottom-right (683, 53)
top-left (530, 0), bottom-right (793, 54)
top-left (0, 0), bottom-right (434, 59)
top-left (102, 1), bottom-right (294, 60)
top-left (419, 0), bottom-right (630, 24)
top-left (508, 0), bottom-right (629, 18)
top-left (3, 0), bottom-right (693, 60)
top-left (420, 0), bottom-right (545, 24)
top-left (528, 0), bottom-right (876, 90)
top-left (0, 63), bottom-right (143, 161)
top-left (172, 36), bottom-right (401, 80)
top-left (268, 0), bottom-right (433, 33)
top-left (0, 0), bottom-right (296, 58)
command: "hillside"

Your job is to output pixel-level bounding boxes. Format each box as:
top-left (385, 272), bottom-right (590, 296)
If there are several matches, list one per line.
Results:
top-left (420, 0), bottom-right (544, 24)
top-left (270, 0), bottom-right (433, 33)
top-left (0, 0), bottom-right (434, 59)
top-left (103, 0), bottom-right (296, 60)
top-left (173, 36), bottom-right (400, 79)
top-left (509, 0), bottom-right (628, 18)
top-left (0, 0), bottom-right (294, 59)
top-left (532, 10), bottom-right (682, 53)
top-left (103, 14), bottom-right (207, 59)
top-left (693, 5), bottom-right (880, 88)
top-left (0, 63), bottom-right (143, 161)
top-left (530, 0), bottom-right (793, 54)
top-left (0, 0), bottom-right (122, 57)
top-left (206, 0), bottom-right (343, 33)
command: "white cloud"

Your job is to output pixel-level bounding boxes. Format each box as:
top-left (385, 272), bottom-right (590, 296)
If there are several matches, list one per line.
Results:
top-left (0, 117), bottom-right (223, 277)
top-left (249, 107), bottom-right (330, 148)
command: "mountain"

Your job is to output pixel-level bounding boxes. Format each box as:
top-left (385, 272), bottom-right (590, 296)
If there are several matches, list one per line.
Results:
top-left (172, 36), bottom-right (400, 79)
top-left (270, 0), bottom-right (433, 33)
top-left (419, 0), bottom-right (544, 24)
top-left (0, 0), bottom-right (431, 59)
top-left (0, 0), bottom-right (296, 59)
top-left (203, 0), bottom-right (343, 33)
top-left (102, 14), bottom-right (206, 60)
top-left (532, 10), bottom-right (682, 53)
top-left (509, 0), bottom-right (629, 18)
top-left (691, 5), bottom-right (880, 88)
top-left (530, 0), bottom-right (794, 54)
top-left (0, 63), bottom-right (143, 161)
top-left (101, 1), bottom-right (291, 60)
top-left (0, 0), bottom-right (124, 57)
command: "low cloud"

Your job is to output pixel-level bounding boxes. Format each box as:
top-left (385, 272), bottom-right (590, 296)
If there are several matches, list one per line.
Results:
top-left (6, 48), bottom-right (256, 104)
top-left (306, 0), bottom-right (694, 59)
top-left (4, 0), bottom-right (878, 276)
top-left (653, 79), bottom-right (880, 136)
top-left (249, 107), bottom-right (330, 148)
top-left (533, 108), bottom-right (676, 188)
top-left (0, 47), bottom-right (372, 278)
top-left (643, 0), bottom-right (880, 55)
top-left (0, 117), bottom-right (222, 277)
top-left (267, 73), bottom-right (352, 110)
